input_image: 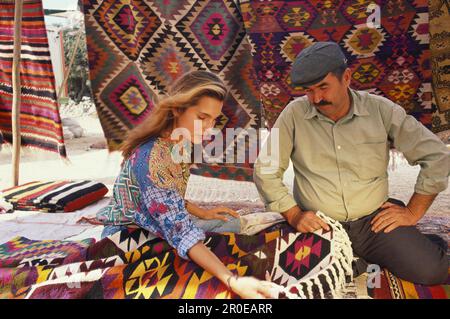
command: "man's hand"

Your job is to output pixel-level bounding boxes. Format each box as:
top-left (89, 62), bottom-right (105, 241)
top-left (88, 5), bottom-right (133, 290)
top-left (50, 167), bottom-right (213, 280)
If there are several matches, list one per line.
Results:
top-left (371, 201), bottom-right (418, 233)
top-left (283, 206), bottom-right (330, 233)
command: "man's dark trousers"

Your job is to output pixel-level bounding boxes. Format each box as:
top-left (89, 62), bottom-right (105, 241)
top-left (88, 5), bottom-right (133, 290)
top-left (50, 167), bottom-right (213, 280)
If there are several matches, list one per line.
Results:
top-left (341, 198), bottom-right (448, 285)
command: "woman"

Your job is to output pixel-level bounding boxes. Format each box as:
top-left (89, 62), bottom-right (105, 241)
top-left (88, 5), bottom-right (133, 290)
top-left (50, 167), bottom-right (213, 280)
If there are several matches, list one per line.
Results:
top-left (97, 71), bottom-right (276, 299)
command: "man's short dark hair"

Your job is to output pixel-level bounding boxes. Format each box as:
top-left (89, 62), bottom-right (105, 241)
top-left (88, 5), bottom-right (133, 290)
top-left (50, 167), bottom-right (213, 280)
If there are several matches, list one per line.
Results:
top-left (330, 64), bottom-right (348, 81)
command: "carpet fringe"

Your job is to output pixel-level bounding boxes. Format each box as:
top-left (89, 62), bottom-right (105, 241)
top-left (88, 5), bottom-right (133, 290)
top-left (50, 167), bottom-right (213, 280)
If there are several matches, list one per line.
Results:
top-left (271, 212), bottom-right (354, 299)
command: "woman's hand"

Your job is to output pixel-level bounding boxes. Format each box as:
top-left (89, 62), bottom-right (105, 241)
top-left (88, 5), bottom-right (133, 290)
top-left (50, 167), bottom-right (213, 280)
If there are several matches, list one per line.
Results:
top-left (228, 276), bottom-right (279, 299)
top-left (186, 202), bottom-right (239, 221)
top-left (188, 244), bottom-right (279, 299)
top-left (201, 206), bottom-right (239, 222)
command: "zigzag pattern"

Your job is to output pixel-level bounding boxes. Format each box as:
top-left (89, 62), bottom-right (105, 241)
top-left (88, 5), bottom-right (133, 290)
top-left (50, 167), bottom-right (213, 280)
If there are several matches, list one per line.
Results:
top-left (83, 0), bottom-right (263, 180)
top-left (0, 237), bottom-right (93, 268)
top-left (92, 0), bottom-right (161, 61)
top-left (239, 0), bottom-right (444, 133)
top-left (0, 220), bottom-right (364, 299)
top-left (175, 0), bottom-right (246, 72)
top-left (138, 24), bottom-right (205, 92)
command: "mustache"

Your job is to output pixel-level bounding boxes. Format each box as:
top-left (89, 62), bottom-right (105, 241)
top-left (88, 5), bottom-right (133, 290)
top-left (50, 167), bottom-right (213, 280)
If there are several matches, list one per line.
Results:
top-left (314, 100), bottom-right (332, 106)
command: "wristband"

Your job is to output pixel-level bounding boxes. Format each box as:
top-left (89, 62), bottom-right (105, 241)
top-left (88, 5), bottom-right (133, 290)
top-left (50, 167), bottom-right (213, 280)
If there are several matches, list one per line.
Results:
top-left (226, 274), bottom-right (238, 290)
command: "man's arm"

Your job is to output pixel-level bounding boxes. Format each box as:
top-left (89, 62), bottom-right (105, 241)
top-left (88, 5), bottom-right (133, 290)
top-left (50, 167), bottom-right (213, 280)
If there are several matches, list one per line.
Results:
top-left (372, 100), bottom-right (449, 233)
top-left (253, 104), bottom-right (330, 233)
top-left (406, 192), bottom-right (438, 222)
top-left (371, 192), bottom-right (438, 233)
top-left (253, 105), bottom-right (297, 213)
top-left (381, 101), bottom-right (450, 197)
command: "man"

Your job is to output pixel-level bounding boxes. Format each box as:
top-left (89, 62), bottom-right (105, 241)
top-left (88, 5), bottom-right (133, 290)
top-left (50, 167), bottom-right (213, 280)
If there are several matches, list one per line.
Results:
top-left (254, 41), bottom-right (449, 285)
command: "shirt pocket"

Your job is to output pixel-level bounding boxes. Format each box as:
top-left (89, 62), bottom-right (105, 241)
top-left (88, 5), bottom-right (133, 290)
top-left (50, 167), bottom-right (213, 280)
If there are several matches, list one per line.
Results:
top-left (353, 136), bottom-right (389, 180)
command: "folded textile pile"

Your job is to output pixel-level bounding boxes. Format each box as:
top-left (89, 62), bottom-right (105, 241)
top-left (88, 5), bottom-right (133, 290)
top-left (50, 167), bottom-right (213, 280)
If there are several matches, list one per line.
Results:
top-left (0, 195), bottom-right (13, 214)
top-left (1, 181), bottom-right (108, 213)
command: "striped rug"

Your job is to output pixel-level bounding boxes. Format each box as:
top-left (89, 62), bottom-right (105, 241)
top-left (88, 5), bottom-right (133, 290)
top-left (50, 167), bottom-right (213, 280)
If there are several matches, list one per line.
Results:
top-left (369, 269), bottom-right (450, 299)
top-left (0, 0), bottom-right (66, 157)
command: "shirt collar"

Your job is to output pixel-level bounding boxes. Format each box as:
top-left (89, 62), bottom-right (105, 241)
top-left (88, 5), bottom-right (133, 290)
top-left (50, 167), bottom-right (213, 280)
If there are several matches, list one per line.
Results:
top-left (303, 88), bottom-right (370, 120)
top-left (350, 89), bottom-right (370, 117)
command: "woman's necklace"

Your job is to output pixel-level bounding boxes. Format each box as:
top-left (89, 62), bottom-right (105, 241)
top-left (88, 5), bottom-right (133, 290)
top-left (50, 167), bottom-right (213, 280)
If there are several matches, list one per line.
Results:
top-left (180, 162), bottom-right (189, 183)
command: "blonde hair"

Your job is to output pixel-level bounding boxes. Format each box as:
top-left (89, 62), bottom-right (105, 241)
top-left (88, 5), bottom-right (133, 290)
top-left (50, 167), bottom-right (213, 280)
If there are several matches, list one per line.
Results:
top-left (120, 70), bottom-right (227, 159)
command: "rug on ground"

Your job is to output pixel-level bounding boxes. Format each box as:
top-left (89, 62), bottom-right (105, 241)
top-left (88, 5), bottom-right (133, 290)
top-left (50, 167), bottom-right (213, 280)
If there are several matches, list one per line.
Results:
top-left (0, 0), bottom-right (66, 157)
top-left (368, 268), bottom-right (450, 299)
top-left (82, 0), bottom-right (262, 181)
top-left (0, 212), bottom-right (353, 299)
top-left (187, 199), bottom-right (450, 299)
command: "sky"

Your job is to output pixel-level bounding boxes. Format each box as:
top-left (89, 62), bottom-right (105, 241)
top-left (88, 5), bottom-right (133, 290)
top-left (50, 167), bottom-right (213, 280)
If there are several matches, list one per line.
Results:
top-left (42, 0), bottom-right (79, 11)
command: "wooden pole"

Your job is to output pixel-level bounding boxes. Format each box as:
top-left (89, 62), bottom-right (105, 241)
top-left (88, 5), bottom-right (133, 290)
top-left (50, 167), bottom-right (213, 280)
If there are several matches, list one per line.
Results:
top-left (11, 0), bottom-right (23, 186)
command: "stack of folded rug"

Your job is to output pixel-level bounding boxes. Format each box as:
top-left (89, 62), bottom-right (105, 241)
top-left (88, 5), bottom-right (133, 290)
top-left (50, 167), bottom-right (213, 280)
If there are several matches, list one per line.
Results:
top-left (1, 181), bottom-right (108, 213)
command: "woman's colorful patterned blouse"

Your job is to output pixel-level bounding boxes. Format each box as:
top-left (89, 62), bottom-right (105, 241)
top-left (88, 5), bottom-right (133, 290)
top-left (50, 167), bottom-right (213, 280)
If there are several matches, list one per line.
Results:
top-left (97, 137), bottom-right (204, 259)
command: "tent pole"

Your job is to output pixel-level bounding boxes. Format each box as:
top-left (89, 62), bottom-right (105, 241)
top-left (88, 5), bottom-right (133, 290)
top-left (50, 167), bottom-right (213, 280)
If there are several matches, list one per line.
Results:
top-left (11, 0), bottom-right (23, 187)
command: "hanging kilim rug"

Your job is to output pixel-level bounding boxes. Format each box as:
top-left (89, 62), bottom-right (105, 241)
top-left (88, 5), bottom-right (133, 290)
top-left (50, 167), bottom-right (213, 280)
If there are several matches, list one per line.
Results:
top-left (82, 0), bottom-right (262, 181)
top-left (429, 0), bottom-right (450, 133)
top-left (238, 0), bottom-right (448, 136)
top-left (0, 0), bottom-right (66, 157)
top-left (0, 213), bottom-right (353, 299)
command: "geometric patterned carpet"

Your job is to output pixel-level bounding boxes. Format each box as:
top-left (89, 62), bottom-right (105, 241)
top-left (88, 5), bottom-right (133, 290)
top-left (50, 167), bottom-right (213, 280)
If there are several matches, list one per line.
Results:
top-left (239, 0), bottom-right (449, 135)
top-left (429, 0), bottom-right (450, 134)
top-left (82, 0), bottom-right (262, 181)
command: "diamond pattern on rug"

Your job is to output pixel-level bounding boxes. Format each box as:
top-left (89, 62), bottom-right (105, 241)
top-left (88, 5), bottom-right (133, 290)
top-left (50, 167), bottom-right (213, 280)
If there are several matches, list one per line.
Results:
top-left (350, 57), bottom-right (385, 89)
top-left (138, 24), bottom-right (205, 92)
top-left (149, 0), bottom-right (195, 24)
top-left (92, 0), bottom-right (162, 61)
top-left (239, 0), bottom-right (443, 135)
top-left (99, 62), bottom-right (157, 127)
top-left (175, 0), bottom-right (246, 72)
top-left (429, 0), bottom-right (450, 133)
top-left (83, 0), bottom-right (262, 181)
top-left (343, 24), bottom-right (386, 57)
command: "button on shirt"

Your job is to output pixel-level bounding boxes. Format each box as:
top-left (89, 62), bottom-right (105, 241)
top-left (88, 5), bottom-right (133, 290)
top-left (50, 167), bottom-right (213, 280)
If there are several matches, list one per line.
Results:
top-left (254, 89), bottom-right (450, 222)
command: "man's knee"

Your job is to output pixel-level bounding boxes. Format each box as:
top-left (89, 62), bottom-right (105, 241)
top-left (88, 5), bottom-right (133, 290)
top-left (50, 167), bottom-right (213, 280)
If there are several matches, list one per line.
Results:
top-left (405, 257), bottom-right (448, 285)
top-left (371, 229), bottom-right (449, 285)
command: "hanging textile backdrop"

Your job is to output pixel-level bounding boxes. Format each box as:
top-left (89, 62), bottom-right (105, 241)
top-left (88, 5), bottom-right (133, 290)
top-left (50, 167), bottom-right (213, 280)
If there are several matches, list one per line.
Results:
top-left (429, 0), bottom-right (450, 133)
top-left (0, 0), bottom-right (66, 157)
top-left (82, 0), bottom-right (262, 181)
top-left (239, 0), bottom-right (448, 135)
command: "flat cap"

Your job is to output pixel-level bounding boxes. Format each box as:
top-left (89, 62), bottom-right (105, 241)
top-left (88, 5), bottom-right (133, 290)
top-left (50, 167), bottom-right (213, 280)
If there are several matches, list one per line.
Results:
top-left (290, 42), bottom-right (347, 87)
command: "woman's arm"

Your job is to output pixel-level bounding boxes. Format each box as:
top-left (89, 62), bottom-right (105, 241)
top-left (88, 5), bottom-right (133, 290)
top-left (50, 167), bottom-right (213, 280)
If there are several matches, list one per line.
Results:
top-left (188, 242), bottom-right (233, 283)
top-left (188, 242), bottom-right (277, 299)
top-left (131, 150), bottom-right (275, 298)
